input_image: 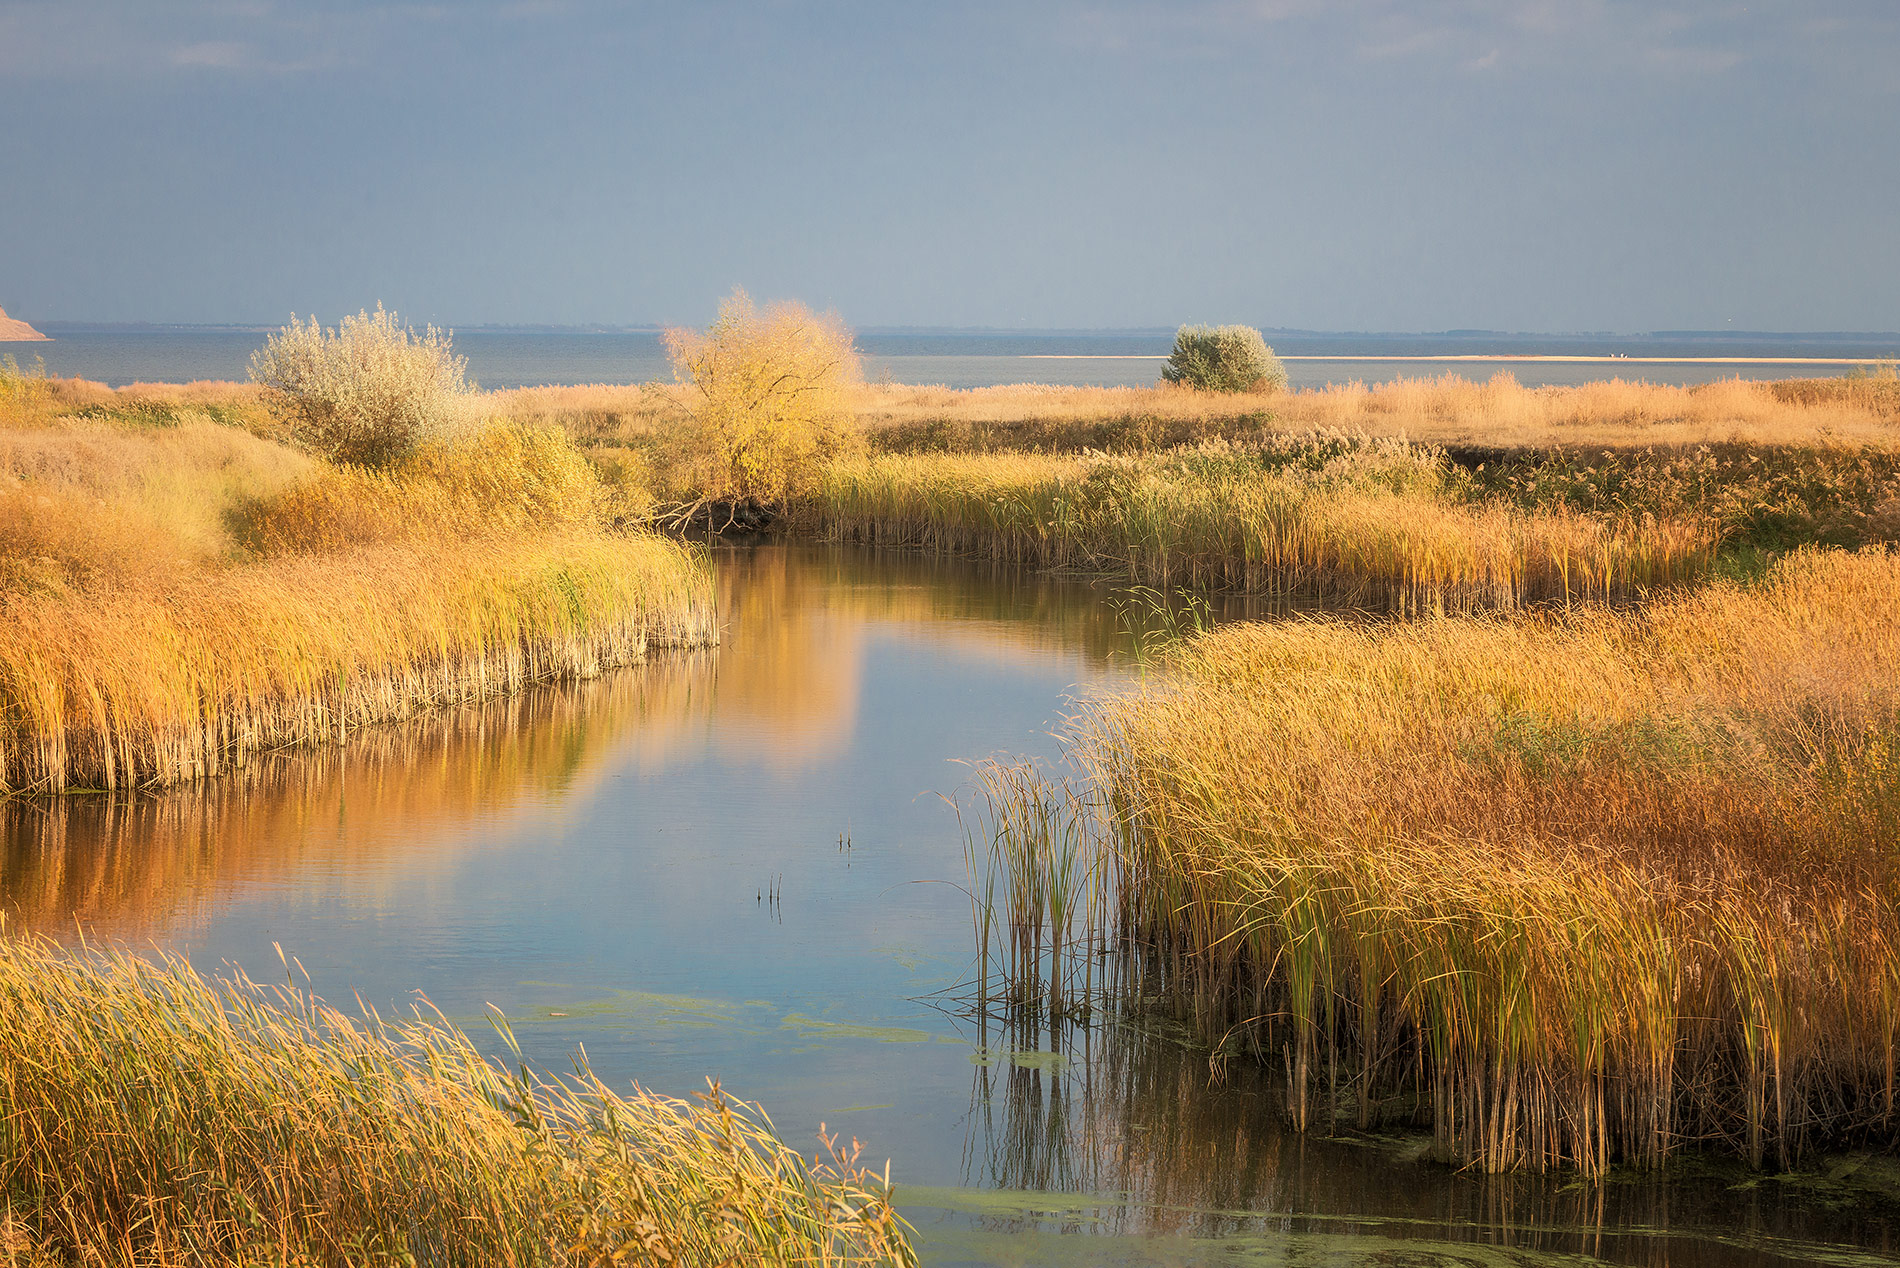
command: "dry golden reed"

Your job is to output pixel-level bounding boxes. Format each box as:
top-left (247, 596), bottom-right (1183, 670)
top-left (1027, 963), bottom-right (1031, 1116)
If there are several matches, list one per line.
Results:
top-left (1039, 547), bottom-right (1900, 1174)
top-left (0, 532), bottom-right (714, 795)
top-left (0, 931), bottom-right (915, 1266)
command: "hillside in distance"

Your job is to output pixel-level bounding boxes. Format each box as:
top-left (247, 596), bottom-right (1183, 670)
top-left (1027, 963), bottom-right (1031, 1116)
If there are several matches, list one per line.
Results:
top-left (0, 305), bottom-right (49, 341)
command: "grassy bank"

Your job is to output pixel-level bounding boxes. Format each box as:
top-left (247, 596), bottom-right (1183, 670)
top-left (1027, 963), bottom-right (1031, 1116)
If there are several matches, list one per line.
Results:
top-left (984, 548), bottom-right (1900, 1174)
top-left (0, 383), bottom-right (713, 795)
top-left (803, 438), bottom-right (1716, 611)
top-left (0, 932), bottom-right (914, 1266)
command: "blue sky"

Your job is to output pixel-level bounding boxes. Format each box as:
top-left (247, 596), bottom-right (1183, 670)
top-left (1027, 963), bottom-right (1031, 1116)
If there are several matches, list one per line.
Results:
top-left (2, 0), bottom-right (1895, 331)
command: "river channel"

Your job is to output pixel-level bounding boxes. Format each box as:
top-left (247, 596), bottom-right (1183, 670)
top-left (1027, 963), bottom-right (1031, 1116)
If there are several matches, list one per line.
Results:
top-left (4, 543), bottom-right (1896, 1267)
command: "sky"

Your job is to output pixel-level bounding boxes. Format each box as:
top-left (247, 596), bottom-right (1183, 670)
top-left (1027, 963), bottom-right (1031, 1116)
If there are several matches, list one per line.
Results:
top-left (1, 0), bottom-right (1896, 332)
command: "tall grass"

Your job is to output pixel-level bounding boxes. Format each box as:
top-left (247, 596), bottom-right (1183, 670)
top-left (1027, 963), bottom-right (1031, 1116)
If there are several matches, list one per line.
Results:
top-left (808, 437), bottom-right (1714, 611)
top-left (959, 761), bottom-right (1116, 1026)
top-left (0, 931), bottom-right (915, 1266)
top-left (971, 548), bottom-right (1900, 1173)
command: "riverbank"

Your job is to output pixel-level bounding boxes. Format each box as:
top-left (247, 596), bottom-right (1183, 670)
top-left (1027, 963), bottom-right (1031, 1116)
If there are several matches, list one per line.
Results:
top-left (801, 441), bottom-right (1716, 611)
top-left (0, 383), bottom-right (715, 795)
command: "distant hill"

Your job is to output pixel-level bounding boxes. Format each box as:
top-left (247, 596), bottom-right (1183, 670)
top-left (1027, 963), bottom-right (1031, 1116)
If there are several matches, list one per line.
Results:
top-left (0, 305), bottom-right (49, 341)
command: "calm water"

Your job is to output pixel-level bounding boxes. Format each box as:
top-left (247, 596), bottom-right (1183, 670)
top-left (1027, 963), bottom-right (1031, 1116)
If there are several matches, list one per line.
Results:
top-left (8, 328), bottom-right (1896, 390)
top-left (3, 543), bottom-right (1895, 1266)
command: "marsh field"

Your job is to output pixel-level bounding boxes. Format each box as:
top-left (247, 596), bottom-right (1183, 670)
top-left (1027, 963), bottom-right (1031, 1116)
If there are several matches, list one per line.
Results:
top-left (3, 333), bottom-right (1900, 1267)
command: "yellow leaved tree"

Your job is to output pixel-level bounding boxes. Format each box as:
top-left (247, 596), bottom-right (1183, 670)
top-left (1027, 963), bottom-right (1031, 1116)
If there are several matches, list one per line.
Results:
top-left (661, 289), bottom-right (859, 516)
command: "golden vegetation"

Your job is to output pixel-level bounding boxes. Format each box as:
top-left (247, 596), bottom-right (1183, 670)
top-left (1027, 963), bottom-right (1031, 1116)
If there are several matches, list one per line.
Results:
top-left (234, 422), bottom-right (649, 554)
top-left (0, 932), bottom-right (915, 1266)
top-left (657, 289), bottom-right (861, 509)
top-left (981, 548), bottom-right (1900, 1173)
top-left (30, 367), bottom-right (1899, 458)
top-left (806, 437), bottom-right (1715, 610)
top-left (0, 531), bottom-right (712, 795)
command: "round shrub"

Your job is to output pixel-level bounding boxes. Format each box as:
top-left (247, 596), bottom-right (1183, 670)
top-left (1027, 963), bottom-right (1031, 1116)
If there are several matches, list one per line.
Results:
top-left (250, 305), bottom-right (475, 468)
top-left (1161, 324), bottom-right (1286, 394)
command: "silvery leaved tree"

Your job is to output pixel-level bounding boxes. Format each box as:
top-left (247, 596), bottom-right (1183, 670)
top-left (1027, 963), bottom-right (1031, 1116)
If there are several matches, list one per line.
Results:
top-left (1162, 324), bottom-right (1286, 393)
top-left (251, 305), bottom-right (475, 467)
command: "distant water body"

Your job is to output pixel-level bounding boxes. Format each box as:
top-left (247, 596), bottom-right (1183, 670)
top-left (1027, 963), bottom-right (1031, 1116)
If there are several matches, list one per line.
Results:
top-left (11, 327), bottom-right (1898, 391)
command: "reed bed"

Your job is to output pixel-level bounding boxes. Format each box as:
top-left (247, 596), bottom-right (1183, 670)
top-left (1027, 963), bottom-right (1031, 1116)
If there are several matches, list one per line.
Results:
top-left (0, 931), bottom-right (915, 1266)
top-left (0, 531), bottom-right (714, 794)
top-left (971, 548), bottom-right (1900, 1174)
top-left (807, 439), bottom-right (1714, 611)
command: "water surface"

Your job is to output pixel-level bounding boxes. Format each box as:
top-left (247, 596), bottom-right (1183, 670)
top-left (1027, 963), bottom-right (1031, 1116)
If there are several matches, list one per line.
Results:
top-left (4, 544), bottom-right (1896, 1266)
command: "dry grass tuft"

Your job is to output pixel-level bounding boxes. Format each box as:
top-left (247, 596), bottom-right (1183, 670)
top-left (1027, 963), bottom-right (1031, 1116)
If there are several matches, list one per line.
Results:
top-left (0, 931), bottom-right (916, 1266)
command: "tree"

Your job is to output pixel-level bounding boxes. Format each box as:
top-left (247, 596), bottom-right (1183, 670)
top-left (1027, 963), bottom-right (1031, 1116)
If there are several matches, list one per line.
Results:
top-left (1161, 324), bottom-right (1287, 393)
top-left (250, 306), bottom-right (475, 467)
top-left (661, 289), bottom-right (860, 508)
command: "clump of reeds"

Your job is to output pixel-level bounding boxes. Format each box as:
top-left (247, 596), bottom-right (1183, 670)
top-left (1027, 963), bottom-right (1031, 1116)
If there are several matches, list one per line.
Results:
top-left (1466, 441), bottom-right (1900, 552)
top-left (0, 531), bottom-right (714, 794)
top-left (808, 435), bottom-right (1714, 611)
top-left (0, 930), bottom-right (916, 1266)
top-left (971, 548), bottom-right (1900, 1174)
top-left (958, 760), bottom-right (1116, 1025)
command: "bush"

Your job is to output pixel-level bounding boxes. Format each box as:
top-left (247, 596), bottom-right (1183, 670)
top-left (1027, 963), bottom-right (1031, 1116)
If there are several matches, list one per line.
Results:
top-left (661, 289), bottom-right (860, 504)
top-left (1161, 324), bottom-right (1286, 393)
top-left (250, 305), bottom-right (475, 467)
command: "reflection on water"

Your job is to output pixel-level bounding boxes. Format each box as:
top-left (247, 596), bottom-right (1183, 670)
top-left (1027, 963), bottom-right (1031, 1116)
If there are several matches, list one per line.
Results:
top-left (948, 1007), bottom-right (1900, 1265)
top-left (3, 543), bottom-right (1897, 1267)
top-left (1, 544), bottom-right (1143, 938)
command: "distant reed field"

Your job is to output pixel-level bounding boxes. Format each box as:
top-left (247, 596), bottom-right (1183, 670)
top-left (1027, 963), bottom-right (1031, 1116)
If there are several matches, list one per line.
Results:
top-left (499, 370), bottom-right (1900, 454)
top-left (0, 933), bottom-right (915, 1266)
top-left (972, 547), bottom-right (1900, 1174)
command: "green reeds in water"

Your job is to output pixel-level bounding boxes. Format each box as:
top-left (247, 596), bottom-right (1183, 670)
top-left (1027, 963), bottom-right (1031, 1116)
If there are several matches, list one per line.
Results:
top-left (0, 928), bottom-right (916, 1266)
top-left (958, 760), bottom-right (1117, 1028)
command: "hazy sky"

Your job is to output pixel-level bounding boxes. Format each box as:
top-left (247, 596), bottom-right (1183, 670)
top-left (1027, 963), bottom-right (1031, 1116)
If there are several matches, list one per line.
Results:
top-left (2, 0), bottom-right (1896, 331)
